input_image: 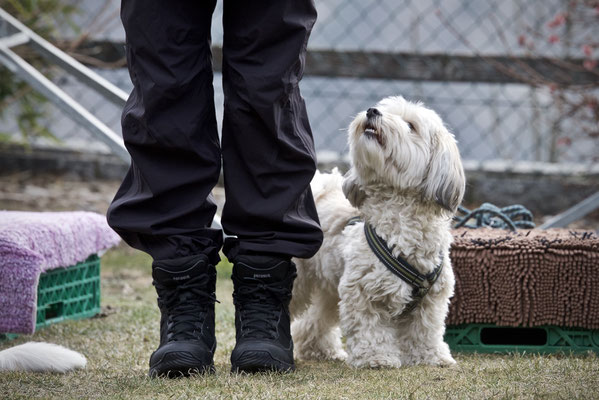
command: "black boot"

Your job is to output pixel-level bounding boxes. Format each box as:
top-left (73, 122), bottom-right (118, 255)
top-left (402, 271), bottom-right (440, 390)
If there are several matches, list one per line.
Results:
top-left (230, 255), bottom-right (297, 373)
top-left (149, 254), bottom-right (217, 377)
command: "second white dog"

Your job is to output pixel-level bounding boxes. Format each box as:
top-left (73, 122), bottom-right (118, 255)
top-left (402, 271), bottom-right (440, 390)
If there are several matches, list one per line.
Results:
top-left (291, 96), bottom-right (465, 368)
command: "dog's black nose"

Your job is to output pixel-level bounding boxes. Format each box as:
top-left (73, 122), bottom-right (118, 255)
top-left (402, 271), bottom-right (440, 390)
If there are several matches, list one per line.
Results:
top-left (366, 108), bottom-right (381, 119)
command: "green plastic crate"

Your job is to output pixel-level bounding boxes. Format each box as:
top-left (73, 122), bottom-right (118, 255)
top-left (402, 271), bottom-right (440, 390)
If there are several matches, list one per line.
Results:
top-left (445, 324), bottom-right (599, 354)
top-left (0, 254), bottom-right (101, 341)
top-left (35, 254), bottom-right (101, 329)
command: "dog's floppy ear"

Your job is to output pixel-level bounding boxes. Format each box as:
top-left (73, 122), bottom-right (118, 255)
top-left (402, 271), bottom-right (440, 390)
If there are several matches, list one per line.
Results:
top-left (421, 131), bottom-right (465, 213)
top-left (342, 167), bottom-right (367, 208)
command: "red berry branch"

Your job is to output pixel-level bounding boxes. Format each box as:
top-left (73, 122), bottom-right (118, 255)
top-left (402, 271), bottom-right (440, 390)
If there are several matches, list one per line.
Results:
top-left (437, 0), bottom-right (599, 163)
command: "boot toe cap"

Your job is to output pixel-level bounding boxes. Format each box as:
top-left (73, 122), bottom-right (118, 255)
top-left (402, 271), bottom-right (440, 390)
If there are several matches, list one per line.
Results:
top-left (149, 340), bottom-right (214, 377)
top-left (231, 339), bottom-right (294, 373)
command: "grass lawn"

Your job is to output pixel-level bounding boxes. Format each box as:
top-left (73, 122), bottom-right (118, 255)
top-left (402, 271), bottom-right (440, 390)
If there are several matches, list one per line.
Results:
top-left (1, 245), bottom-right (597, 399)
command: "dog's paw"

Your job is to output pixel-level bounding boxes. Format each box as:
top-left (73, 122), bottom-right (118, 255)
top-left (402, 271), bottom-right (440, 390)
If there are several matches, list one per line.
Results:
top-left (296, 347), bottom-right (348, 362)
top-left (347, 355), bottom-right (402, 369)
top-left (429, 344), bottom-right (457, 367)
top-left (412, 352), bottom-right (456, 367)
top-left (436, 355), bottom-right (457, 367)
top-left (328, 348), bottom-right (348, 362)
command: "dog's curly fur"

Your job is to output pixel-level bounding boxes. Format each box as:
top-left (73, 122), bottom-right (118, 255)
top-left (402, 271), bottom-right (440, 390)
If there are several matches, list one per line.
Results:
top-left (291, 96), bottom-right (465, 368)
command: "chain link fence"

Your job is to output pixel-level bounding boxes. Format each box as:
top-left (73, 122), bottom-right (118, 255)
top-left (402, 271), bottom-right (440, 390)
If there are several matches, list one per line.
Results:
top-left (1, 0), bottom-right (598, 166)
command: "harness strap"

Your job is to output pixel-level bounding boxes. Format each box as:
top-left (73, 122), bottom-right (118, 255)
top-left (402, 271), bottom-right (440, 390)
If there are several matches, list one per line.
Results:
top-left (347, 217), bottom-right (443, 316)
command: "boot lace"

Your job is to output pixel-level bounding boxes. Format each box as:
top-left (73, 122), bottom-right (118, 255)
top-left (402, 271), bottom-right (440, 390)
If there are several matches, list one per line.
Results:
top-left (232, 275), bottom-right (293, 339)
top-left (155, 274), bottom-right (218, 342)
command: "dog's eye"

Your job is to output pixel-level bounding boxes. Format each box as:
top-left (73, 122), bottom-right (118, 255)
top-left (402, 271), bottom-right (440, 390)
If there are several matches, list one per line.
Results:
top-left (407, 122), bottom-right (416, 132)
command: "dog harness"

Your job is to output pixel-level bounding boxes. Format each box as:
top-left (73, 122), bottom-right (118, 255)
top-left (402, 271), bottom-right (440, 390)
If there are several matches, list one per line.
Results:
top-left (347, 217), bottom-right (444, 316)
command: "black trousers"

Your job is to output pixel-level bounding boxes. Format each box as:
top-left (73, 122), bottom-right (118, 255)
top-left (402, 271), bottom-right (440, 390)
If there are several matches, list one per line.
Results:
top-left (107, 0), bottom-right (323, 263)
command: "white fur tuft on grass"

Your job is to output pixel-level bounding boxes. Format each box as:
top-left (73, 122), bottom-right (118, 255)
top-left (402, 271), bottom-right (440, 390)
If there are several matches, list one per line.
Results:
top-left (0, 342), bottom-right (87, 373)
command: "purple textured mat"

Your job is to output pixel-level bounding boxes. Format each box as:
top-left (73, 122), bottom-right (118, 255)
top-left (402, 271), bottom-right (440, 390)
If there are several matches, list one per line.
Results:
top-left (0, 211), bottom-right (119, 334)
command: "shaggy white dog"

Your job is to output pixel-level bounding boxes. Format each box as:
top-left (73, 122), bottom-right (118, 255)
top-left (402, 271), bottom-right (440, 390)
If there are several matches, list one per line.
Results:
top-left (291, 96), bottom-right (465, 368)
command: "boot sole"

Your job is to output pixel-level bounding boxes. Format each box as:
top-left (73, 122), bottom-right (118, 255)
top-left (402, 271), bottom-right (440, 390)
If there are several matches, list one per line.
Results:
top-left (231, 350), bottom-right (295, 374)
top-left (149, 351), bottom-right (215, 378)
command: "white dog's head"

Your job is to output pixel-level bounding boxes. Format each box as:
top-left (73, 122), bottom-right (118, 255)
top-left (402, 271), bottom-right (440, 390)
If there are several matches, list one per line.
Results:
top-left (348, 96), bottom-right (465, 212)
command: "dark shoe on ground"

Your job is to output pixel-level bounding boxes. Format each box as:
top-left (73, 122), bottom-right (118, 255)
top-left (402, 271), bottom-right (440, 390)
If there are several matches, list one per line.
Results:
top-left (230, 254), bottom-right (297, 373)
top-left (149, 254), bottom-right (217, 378)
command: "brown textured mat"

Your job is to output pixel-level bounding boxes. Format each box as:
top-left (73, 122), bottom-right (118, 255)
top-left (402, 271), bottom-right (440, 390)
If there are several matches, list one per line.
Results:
top-left (448, 228), bottom-right (599, 329)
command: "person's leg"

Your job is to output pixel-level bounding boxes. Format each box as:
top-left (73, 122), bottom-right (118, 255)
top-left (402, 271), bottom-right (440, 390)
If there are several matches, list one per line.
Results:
top-left (221, 0), bottom-right (322, 373)
top-left (220, 0), bottom-right (322, 261)
top-left (107, 0), bottom-right (221, 263)
top-left (107, 0), bottom-right (220, 377)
